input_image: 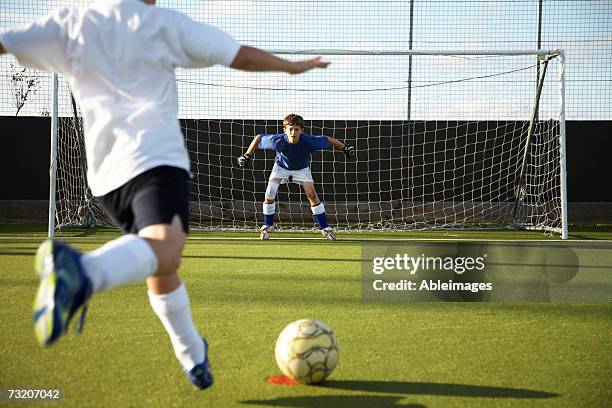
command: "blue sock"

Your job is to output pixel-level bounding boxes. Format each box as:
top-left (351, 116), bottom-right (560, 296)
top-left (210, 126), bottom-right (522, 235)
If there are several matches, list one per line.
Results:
top-left (311, 202), bottom-right (329, 229)
top-left (313, 212), bottom-right (329, 229)
top-left (263, 202), bottom-right (275, 227)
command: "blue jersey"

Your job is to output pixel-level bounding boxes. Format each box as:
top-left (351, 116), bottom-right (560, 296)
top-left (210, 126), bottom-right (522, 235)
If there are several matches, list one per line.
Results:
top-left (258, 133), bottom-right (331, 170)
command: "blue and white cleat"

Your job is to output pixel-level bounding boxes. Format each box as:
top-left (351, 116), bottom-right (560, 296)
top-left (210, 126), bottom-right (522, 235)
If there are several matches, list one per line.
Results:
top-left (259, 225), bottom-right (274, 240)
top-left (32, 239), bottom-right (92, 346)
top-left (321, 227), bottom-right (336, 241)
top-left (186, 338), bottom-right (214, 391)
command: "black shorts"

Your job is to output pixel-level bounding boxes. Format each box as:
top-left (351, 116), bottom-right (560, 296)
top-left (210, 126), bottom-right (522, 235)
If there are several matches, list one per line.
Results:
top-left (96, 166), bottom-right (190, 234)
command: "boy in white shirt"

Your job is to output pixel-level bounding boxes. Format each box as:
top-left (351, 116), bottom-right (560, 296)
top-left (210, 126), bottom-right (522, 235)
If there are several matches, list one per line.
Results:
top-left (0, 0), bottom-right (328, 391)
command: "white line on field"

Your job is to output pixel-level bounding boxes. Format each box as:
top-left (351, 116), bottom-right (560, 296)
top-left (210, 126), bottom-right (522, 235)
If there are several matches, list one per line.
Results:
top-left (2, 236), bottom-right (612, 244)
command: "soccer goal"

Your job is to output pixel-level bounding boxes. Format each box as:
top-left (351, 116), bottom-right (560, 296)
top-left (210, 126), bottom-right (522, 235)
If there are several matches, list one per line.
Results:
top-left (49, 49), bottom-right (568, 238)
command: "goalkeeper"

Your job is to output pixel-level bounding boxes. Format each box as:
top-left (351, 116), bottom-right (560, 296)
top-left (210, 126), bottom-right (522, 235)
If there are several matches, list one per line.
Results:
top-left (237, 114), bottom-right (355, 240)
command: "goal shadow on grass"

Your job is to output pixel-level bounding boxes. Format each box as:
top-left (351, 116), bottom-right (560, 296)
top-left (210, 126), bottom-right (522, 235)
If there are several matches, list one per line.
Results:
top-left (241, 381), bottom-right (558, 407)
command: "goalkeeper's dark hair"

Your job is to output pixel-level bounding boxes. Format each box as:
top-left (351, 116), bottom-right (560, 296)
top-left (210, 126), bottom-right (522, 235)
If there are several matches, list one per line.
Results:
top-left (283, 113), bottom-right (305, 129)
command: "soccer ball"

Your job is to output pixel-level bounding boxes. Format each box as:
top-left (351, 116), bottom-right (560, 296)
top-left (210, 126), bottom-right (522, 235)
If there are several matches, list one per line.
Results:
top-left (274, 319), bottom-right (339, 384)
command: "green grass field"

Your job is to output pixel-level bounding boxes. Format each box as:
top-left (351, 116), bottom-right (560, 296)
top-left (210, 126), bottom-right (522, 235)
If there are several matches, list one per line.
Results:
top-left (1, 225), bottom-right (611, 407)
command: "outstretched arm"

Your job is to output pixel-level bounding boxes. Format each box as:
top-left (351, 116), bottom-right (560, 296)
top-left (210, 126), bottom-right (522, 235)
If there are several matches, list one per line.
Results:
top-left (245, 134), bottom-right (262, 156)
top-left (327, 137), bottom-right (346, 151)
top-left (327, 137), bottom-right (356, 158)
top-left (230, 46), bottom-right (329, 75)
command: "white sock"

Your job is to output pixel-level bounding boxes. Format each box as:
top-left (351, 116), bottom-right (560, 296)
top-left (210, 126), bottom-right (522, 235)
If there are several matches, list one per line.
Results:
top-left (263, 202), bottom-right (276, 215)
top-left (81, 234), bottom-right (158, 293)
top-left (311, 202), bottom-right (325, 215)
top-left (148, 284), bottom-right (204, 371)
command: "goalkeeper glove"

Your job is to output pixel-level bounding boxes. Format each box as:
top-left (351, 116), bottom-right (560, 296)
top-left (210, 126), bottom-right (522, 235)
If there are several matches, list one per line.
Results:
top-left (237, 153), bottom-right (252, 168)
top-left (343, 144), bottom-right (355, 159)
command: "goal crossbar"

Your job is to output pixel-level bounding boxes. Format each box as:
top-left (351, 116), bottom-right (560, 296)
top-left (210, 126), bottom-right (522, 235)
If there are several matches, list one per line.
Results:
top-left (267, 49), bottom-right (564, 57)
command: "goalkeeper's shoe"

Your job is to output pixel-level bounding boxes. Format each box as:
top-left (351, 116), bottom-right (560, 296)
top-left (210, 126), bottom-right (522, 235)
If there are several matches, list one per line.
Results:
top-left (32, 240), bottom-right (92, 347)
top-left (186, 338), bottom-right (214, 391)
top-left (321, 227), bottom-right (336, 241)
top-left (260, 225), bottom-right (274, 240)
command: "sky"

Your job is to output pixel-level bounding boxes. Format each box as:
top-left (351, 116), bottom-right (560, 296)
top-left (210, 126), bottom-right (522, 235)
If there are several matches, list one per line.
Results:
top-left (0, 0), bottom-right (610, 121)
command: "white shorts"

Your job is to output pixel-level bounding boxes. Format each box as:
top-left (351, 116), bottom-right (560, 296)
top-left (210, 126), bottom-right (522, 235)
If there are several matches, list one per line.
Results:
top-left (269, 163), bottom-right (314, 185)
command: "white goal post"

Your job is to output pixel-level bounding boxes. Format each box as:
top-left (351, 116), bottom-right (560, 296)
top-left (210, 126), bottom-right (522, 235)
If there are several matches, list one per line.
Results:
top-left (48, 49), bottom-right (568, 239)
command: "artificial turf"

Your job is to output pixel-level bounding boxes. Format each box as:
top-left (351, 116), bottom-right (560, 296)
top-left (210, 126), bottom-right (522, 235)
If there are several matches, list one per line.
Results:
top-left (0, 226), bottom-right (610, 407)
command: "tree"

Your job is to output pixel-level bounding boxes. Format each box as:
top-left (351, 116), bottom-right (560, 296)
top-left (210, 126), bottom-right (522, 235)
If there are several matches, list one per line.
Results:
top-left (10, 63), bottom-right (40, 116)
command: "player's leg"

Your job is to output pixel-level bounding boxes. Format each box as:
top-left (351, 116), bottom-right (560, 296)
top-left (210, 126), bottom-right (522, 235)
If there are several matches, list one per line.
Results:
top-left (32, 166), bottom-right (212, 389)
top-left (140, 215), bottom-right (185, 294)
top-left (302, 182), bottom-right (336, 240)
top-left (261, 180), bottom-right (280, 240)
top-left (33, 234), bottom-right (157, 345)
top-left (125, 167), bottom-right (211, 390)
top-left (32, 172), bottom-right (161, 346)
top-left (140, 217), bottom-right (212, 390)
top-left (261, 164), bottom-right (286, 239)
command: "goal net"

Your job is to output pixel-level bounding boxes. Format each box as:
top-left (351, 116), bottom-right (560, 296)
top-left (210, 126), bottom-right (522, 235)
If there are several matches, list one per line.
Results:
top-left (52, 50), bottom-right (567, 237)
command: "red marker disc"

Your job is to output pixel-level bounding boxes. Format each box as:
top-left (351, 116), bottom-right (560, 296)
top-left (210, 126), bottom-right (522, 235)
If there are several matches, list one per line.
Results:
top-left (266, 375), bottom-right (300, 385)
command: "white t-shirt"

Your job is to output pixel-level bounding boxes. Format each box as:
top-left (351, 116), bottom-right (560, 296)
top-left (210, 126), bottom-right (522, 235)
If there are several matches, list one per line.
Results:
top-left (0, 0), bottom-right (241, 196)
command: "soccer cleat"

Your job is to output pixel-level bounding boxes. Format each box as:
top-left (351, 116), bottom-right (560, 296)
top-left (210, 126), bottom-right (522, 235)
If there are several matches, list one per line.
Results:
top-left (32, 239), bottom-right (92, 346)
top-left (321, 227), bottom-right (336, 241)
top-left (260, 225), bottom-right (274, 240)
top-left (186, 338), bottom-right (214, 391)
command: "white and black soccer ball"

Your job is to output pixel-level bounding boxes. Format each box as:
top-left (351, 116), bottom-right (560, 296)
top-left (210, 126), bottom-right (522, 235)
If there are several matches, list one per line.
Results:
top-left (274, 319), bottom-right (339, 384)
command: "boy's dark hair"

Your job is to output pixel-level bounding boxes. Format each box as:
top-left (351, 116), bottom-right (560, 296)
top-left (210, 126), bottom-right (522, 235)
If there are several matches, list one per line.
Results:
top-left (283, 113), bottom-right (305, 129)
